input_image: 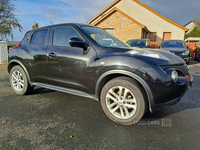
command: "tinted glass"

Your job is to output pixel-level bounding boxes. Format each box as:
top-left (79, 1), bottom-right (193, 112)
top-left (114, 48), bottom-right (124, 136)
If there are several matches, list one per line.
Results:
top-left (53, 27), bottom-right (82, 47)
top-left (129, 40), bottom-right (146, 47)
top-left (81, 27), bottom-right (128, 48)
top-left (31, 30), bottom-right (48, 45)
top-left (161, 41), bottom-right (186, 48)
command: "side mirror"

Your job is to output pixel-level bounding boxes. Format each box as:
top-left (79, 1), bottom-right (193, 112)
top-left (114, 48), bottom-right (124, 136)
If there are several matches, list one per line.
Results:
top-left (187, 46), bottom-right (189, 49)
top-left (69, 37), bottom-right (89, 50)
top-left (157, 45), bottom-right (160, 48)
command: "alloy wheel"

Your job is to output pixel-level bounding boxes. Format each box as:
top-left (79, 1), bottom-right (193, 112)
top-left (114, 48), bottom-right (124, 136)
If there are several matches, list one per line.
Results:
top-left (105, 86), bottom-right (137, 119)
top-left (11, 70), bottom-right (24, 91)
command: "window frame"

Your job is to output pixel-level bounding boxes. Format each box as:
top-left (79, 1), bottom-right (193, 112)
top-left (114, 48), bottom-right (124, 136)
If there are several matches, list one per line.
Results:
top-left (51, 26), bottom-right (83, 48)
top-left (30, 29), bottom-right (48, 45)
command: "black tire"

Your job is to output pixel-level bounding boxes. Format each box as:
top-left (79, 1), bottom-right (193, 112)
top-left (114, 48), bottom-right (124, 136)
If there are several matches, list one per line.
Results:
top-left (193, 51), bottom-right (197, 60)
top-left (100, 77), bottom-right (146, 125)
top-left (9, 65), bottom-right (34, 95)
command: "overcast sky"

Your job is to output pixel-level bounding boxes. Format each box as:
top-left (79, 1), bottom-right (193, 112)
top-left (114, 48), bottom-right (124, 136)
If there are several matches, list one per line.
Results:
top-left (10, 0), bottom-right (200, 41)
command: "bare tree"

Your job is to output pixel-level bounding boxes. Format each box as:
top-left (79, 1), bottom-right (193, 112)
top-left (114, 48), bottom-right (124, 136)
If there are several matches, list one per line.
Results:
top-left (0, 0), bottom-right (22, 40)
top-left (195, 14), bottom-right (200, 27)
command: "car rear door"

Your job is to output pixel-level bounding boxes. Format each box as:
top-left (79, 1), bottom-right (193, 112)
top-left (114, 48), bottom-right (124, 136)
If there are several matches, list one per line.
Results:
top-left (46, 26), bottom-right (96, 94)
top-left (27, 29), bottom-right (49, 82)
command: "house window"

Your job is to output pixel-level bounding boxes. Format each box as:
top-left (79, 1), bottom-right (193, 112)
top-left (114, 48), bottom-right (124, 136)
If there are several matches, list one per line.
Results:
top-left (104, 29), bottom-right (114, 35)
top-left (163, 32), bottom-right (171, 41)
top-left (149, 32), bottom-right (157, 42)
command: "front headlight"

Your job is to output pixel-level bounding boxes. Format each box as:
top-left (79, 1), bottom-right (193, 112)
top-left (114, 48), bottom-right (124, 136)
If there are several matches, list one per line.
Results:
top-left (182, 50), bottom-right (189, 55)
top-left (171, 70), bottom-right (178, 82)
top-left (126, 50), bottom-right (170, 60)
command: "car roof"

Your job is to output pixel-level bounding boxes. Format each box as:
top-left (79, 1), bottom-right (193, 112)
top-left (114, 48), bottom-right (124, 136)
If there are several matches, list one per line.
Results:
top-left (28, 23), bottom-right (94, 32)
top-left (127, 39), bottom-right (149, 42)
top-left (162, 40), bottom-right (184, 42)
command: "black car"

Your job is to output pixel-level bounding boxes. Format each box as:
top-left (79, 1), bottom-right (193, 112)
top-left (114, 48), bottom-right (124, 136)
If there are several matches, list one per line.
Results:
top-left (126, 39), bottom-right (151, 48)
top-left (159, 40), bottom-right (190, 64)
top-left (8, 23), bottom-right (193, 125)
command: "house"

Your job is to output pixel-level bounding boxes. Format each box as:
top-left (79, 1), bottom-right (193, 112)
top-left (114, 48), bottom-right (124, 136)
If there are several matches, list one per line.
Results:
top-left (184, 21), bottom-right (198, 34)
top-left (88, 0), bottom-right (188, 43)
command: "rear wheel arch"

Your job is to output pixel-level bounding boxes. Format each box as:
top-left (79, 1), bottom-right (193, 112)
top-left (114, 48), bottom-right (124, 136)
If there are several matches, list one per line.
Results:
top-left (95, 70), bottom-right (154, 112)
top-left (9, 65), bottom-right (34, 95)
top-left (8, 60), bottom-right (31, 84)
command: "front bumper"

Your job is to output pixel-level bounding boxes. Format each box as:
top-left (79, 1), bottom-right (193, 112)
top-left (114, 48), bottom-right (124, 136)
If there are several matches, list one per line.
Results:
top-left (151, 73), bottom-right (193, 112)
top-left (176, 54), bottom-right (190, 63)
top-left (182, 57), bottom-right (190, 63)
top-left (150, 94), bottom-right (184, 112)
top-left (137, 62), bottom-right (193, 113)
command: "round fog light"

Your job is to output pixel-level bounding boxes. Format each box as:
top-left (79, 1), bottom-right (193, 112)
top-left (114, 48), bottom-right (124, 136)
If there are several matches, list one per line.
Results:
top-left (171, 70), bottom-right (178, 82)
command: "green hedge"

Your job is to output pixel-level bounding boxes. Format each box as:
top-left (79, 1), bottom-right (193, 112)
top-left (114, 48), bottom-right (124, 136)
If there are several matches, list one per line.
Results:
top-left (185, 27), bottom-right (200, 39)
top-left (7, 43), bottom-right (17, 51)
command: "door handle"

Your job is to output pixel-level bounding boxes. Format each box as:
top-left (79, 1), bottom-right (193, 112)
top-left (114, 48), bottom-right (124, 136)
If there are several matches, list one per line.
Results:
top-left (47, 52), bottom-right (56, 57)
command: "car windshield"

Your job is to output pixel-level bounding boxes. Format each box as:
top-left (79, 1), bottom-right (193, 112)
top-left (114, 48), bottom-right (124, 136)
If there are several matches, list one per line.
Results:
top-left (127, 40), bottom-right (146, 47)
top-left (81, 27), bottom-right (129, 48)
top-left (161, 41), bottom-right (186, 48)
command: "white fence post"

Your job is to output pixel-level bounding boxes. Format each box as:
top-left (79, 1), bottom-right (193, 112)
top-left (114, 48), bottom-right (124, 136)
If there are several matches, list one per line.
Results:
top-left (0, 41), bottom-right (8, 64)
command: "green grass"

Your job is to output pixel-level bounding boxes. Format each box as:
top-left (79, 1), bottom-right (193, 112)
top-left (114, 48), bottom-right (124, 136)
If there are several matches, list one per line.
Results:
top-left (0, 61), bottom-right (8, 66)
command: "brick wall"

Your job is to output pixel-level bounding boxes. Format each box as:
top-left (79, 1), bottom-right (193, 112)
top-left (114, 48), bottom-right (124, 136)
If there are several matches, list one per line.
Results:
top-left (96, 11), bottom-right (142, 43)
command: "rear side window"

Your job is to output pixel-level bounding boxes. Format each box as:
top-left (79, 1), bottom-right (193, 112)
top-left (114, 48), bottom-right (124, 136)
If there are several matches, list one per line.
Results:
top-left (31, 30), bottom-right (48, 45)
top-left (53, 27), bottom-right (82, 47)
top-left (21, 32), bottom-right (29, 45)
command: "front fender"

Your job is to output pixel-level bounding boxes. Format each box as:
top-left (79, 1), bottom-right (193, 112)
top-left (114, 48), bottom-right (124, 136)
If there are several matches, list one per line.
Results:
top-left (95, 70), bottom-right (154, 112)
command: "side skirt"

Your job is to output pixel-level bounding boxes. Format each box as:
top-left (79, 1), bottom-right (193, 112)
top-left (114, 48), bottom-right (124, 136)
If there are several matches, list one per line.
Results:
top-left (31, 82), bottom-right (98, 101)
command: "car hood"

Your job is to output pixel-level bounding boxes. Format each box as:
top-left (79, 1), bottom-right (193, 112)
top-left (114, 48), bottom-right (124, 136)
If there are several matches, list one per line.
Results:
top-left (160, 47), bottom-right (187, 53)
top-left (107, 47), bottom-right (185, 64)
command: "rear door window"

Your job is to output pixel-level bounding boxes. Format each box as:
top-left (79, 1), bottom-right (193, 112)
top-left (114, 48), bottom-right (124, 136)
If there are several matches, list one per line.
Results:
top-left (31, 30), bottom-right (48, 45)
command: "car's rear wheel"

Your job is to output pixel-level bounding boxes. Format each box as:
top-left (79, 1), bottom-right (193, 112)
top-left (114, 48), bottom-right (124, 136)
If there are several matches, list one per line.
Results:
top-left (9, 65), bottom-right (33, 95)
top-left (100, 77), bottom-right (146, 125)
top-left (193, 51), bottom-right (197, 60)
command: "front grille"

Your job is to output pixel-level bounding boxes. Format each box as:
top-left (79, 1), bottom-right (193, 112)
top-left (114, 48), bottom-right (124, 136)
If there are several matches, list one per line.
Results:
top-left (159, 64), bottom-right (189, 75)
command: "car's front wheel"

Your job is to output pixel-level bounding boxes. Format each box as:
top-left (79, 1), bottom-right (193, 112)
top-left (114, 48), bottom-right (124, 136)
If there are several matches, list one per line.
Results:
top-left (9, 65), bottom-right (34, 95)
top-left (100, 77), bottom-right (146, 125)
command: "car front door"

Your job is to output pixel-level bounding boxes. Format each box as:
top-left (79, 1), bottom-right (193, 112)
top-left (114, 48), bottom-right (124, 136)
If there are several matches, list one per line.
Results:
top-left (46, 26), bottom-right (96, 94)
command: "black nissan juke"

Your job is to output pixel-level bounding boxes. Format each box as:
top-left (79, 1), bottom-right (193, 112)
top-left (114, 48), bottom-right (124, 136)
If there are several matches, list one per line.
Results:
top-left (8, 23), bottom-right (193, 125)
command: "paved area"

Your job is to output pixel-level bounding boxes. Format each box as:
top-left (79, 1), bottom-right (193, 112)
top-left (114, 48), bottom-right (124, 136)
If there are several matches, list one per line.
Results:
top-left (0, 60), bottom-right (200, 149)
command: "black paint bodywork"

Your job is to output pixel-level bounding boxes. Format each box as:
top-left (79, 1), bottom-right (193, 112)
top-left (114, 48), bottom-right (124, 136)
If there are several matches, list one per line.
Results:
top-left (8, 23), bottom-right (193, 112)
